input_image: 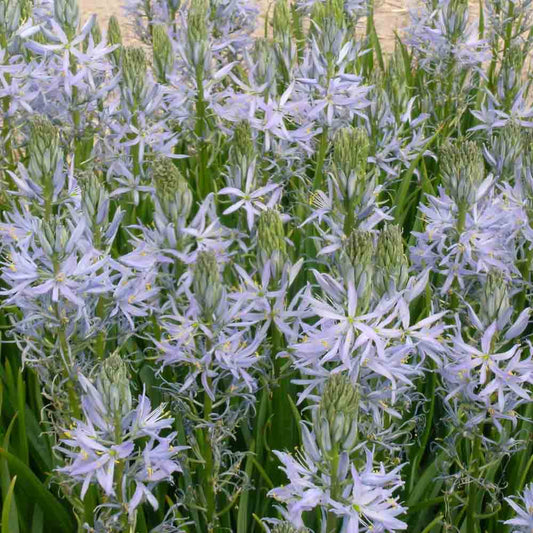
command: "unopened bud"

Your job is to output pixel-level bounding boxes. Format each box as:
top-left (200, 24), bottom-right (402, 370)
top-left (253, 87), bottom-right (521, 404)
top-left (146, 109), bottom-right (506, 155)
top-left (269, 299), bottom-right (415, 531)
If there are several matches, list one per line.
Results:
top-left (90, 18), bottom-right (102, 45)
top-left (257, 209), bottom-right (287, 279)
top-left (479, 270), bottom-right (510, 327)
top-left (98, 353), bottom-right (132, 417)
top-left (230, 121), bottom-right (255, 167)
top-left (187, 0), bottom-right (209, 71)
top-left (53, 0), bottom-right (79, 35)
top-left (333, 127), bottom-right (369, 202)
top-left (152, 24), bottom-right (174, 83)
top-left (440, 140), bottom-right (485, 207)
top-left (78, 169), bottom-right (109, 228)
top-left (107, 15), bottom-right (122, 65)
top-left (192, 251), bottom-right (224, 318)
top-left (121, 46), bottom-right (147, 102)
top-left (167, 0), bottom-right (180, 15)
top-left (339, 229), bottom-right (374, 312)
top-left (272, 523), bottom-right (307, 533)
top-left (251, 38), bottom-right (277, 91)
top-left (314, 373), bottom-right (359, 454)
top-left (310, 0), bottom-right (345, 59)
top-left (374, 224), bottom-right (409, 296)
top-left (333, 127), bottom-right (369, 178)
top-left (39, 217), bottom-right (69, 255)
top-left (0, 0), bottom-right (22, 37)
top-left (272, 0), bottom-right (290, 43)
top-left (28, 116), bottom-right (61, 184)
top-left (152, 156), bottom-right (192, 223)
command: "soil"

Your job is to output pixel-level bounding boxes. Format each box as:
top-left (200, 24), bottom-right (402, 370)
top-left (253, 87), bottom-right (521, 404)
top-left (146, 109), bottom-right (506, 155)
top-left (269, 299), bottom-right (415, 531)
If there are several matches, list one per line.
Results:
top-left (78, 0), bottom-right (411, 50)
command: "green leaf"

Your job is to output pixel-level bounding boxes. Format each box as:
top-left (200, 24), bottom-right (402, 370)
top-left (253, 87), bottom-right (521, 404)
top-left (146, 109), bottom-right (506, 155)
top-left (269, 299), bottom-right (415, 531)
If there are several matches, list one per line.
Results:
top-left (16, 372), bottom-right (28, 465)
top-left (394, 126), bottom-right (444, 226)
top-left (31, 505), bottom-right (43, 533)
top-left (0, 448), bottom-right (74, 533)
top-left (2, 476), bottom-right (19, 533)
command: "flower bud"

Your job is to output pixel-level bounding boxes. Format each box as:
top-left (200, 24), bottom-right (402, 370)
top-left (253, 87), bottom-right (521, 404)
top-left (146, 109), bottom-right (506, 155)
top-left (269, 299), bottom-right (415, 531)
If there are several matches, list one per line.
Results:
top-left (53, 0), bottom-right (79, 36)
top-left (186, 0), bottom-right (209, 72)
top-left (28, 116), bottom-right (61, 184)
top-left (107, 15), bottom-right (122, 65)
top-left (167, 0), bottom-right (180, 15)
top-left (39, 217), bottom-right (70, 256)
top-left (310, 0), bottom-right (346, 60)
top-left (90, 18), bottom-right (102, 44)
top-left (98, 353), bottom-right (132, 417)
top-left (272, 0), bottom-right (291, 44)
top-left (488, 123), bottom-right (523, 182)
top-left (230, 121), bottom-right (255, 167)
top-left (78, 169), bottom-right (109, 228)
top-left (333, 126), bottom-right (369, 178)
top-left (440, 140), bottom-right (485, 208)
top-left (272, 523), bottom-right (306, 533)
top-left (479, 270), bottom-right (511, 328)
top-left (339, 229), bottom-right (374, 312)
top-left (152, 24), bottom-right (174, 83)
top-left (0, 0), bottom-right (22, 38)
top-left (192, 251), bottom-right (224, 319)
top-left (251, 38), bottom-right (277, 92)
top-left (121, 46), bottom-right (148, 103)
top-left (257, 209), bottom-right (287, 279)
top-left (333, 127), bottom-right (369, 203)
top-left (152, 156), bottom-right (193, 224)
top-left (314, 373), bottom-right (359, 454)
top-left (374, 224), bottom-right (409, 296)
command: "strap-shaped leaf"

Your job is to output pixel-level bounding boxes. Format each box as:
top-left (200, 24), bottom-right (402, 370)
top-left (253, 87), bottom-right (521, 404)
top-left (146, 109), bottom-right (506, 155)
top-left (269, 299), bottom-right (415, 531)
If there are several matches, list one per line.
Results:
top-left (0, 449), bottom-right (74, 533)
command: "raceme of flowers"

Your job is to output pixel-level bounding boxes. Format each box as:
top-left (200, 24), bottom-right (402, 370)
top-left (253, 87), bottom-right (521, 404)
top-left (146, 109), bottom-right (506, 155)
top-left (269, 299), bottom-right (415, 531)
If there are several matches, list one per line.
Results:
top-left (0, 0), bottom-right (532, 532)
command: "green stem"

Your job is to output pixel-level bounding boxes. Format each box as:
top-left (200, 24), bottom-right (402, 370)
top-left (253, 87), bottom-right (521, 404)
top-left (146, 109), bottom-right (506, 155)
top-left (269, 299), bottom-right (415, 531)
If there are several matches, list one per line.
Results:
top-left (420, 513), bottom-right (443, 533)
top-left (203, 381), bottom-right (217, 530)
top-left (312, 126), bottom-right (329, 190)
top-left (325, 449), bottom-right (339, 533)
top-left (195, 69), bottom-right (210, 199)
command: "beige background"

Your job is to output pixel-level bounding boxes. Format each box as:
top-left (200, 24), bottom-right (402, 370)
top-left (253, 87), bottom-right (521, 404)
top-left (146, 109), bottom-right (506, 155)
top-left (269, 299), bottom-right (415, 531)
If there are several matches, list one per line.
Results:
top-left (79, 0), bottom-right (410, 49)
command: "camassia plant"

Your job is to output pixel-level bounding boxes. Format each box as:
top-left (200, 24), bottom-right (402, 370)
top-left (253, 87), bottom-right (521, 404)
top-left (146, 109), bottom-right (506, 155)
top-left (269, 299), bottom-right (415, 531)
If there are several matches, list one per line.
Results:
top-left (0, 0), bottom-right (533, 531)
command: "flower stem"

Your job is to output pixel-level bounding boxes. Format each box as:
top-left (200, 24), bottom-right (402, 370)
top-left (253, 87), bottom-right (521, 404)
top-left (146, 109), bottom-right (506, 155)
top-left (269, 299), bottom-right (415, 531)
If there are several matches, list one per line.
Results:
top-left (203, 379), bottom-right (217, 530)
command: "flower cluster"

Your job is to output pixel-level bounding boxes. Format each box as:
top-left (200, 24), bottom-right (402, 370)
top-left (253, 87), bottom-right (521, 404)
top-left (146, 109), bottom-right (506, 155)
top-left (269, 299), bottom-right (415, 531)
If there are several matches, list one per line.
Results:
top-left (0, 0), bottom-right (531, 531)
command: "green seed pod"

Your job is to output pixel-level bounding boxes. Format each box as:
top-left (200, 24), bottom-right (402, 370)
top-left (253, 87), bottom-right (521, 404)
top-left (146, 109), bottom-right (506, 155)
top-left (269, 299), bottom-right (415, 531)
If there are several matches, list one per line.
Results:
top-left (152, 24), bottom-right (174, 83)
top-left (121, 46), bottom-right (147, 102)
top-left (339, 229), bottom-right (374, 312)
top-left (192, 251), bottom-right (224, 318)
top-left (107, 15), bottom-right (122, 65)
top-left (257, 209), bottom-right (287, 279)
top-left (479, 271), bottom-right (511, 327)
top-left (152, 156), bottom-right (193, 223)
top-left (374, 224), bottom-right (409, 296)
top-left (314, 373), bottom-right (359, 454)
top-left (440, 139), bottom-right (485, 208)
top-left (98, 353), bottom-right (133, 417)
top-left (53, 0), bottom-right (79, 35)
top-left (28, 116), bottom-right (61, 184)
